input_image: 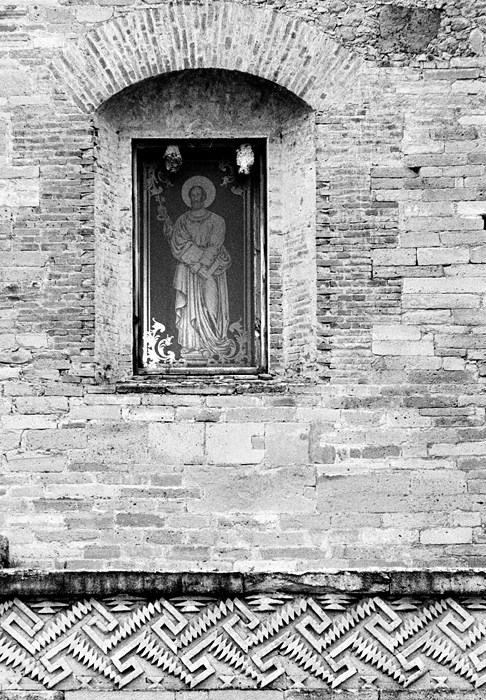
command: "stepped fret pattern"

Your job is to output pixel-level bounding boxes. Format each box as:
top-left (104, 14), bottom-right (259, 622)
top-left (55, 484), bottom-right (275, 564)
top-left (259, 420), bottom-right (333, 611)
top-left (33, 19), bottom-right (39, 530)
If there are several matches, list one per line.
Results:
top-left (1, 594), bottom-right (486, 691)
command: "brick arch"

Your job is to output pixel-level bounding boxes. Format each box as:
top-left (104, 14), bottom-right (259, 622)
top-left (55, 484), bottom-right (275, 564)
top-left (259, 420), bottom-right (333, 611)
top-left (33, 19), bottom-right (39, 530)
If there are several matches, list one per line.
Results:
top-left (51, 1), bottom-right (364, 113)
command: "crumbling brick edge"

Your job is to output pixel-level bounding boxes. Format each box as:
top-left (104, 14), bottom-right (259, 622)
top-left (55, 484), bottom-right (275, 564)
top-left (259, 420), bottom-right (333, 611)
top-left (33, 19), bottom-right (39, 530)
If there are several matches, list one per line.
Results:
top-left (0, 535), bottom-right (8, 569)
top-left (0, 569), bottom-right (485, 599)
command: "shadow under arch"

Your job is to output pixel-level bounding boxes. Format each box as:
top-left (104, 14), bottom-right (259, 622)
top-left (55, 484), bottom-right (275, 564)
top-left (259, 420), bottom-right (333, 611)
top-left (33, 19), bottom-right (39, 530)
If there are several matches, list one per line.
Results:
top-left (97, 67), bottom-right (313, 131)
top-left (94, 67), bottom-right (317, 379)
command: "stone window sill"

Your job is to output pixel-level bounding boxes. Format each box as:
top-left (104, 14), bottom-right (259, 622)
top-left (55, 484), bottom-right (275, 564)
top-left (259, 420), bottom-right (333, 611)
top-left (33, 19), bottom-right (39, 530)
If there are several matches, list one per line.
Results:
top-left (115, 375), bottom-right (285, 395)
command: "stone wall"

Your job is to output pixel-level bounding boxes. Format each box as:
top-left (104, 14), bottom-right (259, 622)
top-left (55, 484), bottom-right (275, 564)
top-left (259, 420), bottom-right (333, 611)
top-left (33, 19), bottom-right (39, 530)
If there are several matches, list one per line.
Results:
top-left (1, 0), bottom-right (486, 574)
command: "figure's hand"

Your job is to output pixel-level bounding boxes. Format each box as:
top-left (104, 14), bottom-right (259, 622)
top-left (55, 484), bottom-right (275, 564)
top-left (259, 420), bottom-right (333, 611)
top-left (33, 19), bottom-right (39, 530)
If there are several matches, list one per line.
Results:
top-left (189, 263), bottom-right (202, 273)
top-left (198, 267), bottom-right (211, 279)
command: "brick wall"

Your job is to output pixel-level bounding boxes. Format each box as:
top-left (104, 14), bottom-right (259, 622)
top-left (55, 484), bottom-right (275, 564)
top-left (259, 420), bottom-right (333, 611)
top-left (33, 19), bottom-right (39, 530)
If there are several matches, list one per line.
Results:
top-left (1, 0), bottom-right (486, 572)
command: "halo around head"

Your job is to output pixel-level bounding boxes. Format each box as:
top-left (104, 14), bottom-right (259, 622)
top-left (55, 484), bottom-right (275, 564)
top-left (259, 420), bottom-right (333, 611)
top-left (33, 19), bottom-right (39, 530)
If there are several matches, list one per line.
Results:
top-left (182, 176), bottom-right (216, 208)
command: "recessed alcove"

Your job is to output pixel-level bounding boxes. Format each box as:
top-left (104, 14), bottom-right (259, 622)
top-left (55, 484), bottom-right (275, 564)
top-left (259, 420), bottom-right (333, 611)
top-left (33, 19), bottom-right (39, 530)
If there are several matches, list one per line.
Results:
top-left (94, 68), bottom-right (317, 381)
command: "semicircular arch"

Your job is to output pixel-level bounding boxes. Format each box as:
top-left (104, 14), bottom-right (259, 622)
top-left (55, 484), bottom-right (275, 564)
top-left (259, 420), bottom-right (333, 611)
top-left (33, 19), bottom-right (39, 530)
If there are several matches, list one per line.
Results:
top-left (51, 2), bottom-right (364, 113)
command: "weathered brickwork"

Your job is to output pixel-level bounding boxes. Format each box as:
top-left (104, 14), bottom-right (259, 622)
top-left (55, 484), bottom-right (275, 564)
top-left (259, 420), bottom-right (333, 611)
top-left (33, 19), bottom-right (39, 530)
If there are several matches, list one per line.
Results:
top-left (1, 0), bottom-right (486, 585)
top-left (3, 0), bottom-right (486, 65)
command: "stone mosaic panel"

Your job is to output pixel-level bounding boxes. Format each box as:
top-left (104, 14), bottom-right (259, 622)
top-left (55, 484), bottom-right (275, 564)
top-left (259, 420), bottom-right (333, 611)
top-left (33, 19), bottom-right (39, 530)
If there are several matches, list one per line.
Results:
top-left (1, 593), bottom-right (486, 692)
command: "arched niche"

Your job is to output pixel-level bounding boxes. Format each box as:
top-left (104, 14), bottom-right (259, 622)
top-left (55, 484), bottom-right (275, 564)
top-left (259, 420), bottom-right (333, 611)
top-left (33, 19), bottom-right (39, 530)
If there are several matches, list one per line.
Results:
top-left (94, 69), bottom-right (317, 379)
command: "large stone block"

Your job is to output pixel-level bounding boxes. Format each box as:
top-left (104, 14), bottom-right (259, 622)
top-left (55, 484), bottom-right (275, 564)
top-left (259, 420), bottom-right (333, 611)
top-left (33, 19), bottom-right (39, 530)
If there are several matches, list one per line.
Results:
top-left (316, 472), bottom-right (412, 514)
top-left (265, 422), bottom-right (309, 465)
top-left (187, 465), bottom-right (315, 514)
top-left (75, 6), bottom-right (114, 22)
top-left (23, 428), bottom-right (87, 452)
top-left (124, 405), bottom-right (175, 422)
top-left (372, 248), bottom-right (416, 266)
top-left (372, 325), bottom-right (421, 341)
top-left (403, 293), bottom-right (479, 309)
top-left (309, 422), bottom-right (336, 464)
top-left (417, 247), bottom-right (469, 265)
top-left (15, 397), bottom-right (68, 414)
top-left (73, 423), bottom-right (148, 463)
top-left (420, 527), bottom-right (472, 544)
top-left (403, 278), bottom-right (486, 294)
top-left (206, 423), bottom-right (264, 465)
top-left (372, 339), bottom-right (434, 356)
top-left (149, 423), bottom-right (204, 464)
top-left (69, 404), bottom-right (122, 421)
top-left (2, 414), bottom-right (57, 430)
top-left (6, 454), bottom-right (67, 473)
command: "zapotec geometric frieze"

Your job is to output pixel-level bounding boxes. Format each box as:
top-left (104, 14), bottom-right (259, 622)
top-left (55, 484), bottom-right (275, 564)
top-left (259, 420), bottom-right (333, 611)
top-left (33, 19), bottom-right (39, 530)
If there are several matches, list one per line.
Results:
top-left (2, 594), bottom-right (486, 692)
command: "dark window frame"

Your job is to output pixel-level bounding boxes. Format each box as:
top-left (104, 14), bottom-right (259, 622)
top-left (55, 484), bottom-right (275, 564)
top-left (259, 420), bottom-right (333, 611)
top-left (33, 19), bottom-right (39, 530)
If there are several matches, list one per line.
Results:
top-left (133, 138), bottom-right (268, 376)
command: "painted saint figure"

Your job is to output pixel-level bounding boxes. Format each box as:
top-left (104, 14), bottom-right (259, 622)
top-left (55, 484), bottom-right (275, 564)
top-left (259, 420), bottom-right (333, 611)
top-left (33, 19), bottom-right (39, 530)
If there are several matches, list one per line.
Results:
top-left (165, 176), bottom-right (234, 361)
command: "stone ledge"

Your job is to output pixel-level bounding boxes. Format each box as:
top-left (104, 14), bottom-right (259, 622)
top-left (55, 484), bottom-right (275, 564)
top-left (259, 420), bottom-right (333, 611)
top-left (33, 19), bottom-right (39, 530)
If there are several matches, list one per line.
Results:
top-left (115, 379), bottom-right (287, 395)
top-left (1, 569), bottom-right (486, 599)
top-left (2, 693), bottom-right (485, 700)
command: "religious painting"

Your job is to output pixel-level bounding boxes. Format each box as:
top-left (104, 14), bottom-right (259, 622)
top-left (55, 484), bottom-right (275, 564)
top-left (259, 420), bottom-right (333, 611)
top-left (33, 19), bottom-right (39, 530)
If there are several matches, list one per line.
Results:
top-left (134, 140), bottom-right (266, 373)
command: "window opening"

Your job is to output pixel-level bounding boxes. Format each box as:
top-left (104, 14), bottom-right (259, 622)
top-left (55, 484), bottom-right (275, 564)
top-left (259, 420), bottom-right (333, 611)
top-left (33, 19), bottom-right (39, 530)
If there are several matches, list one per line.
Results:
top-left (134, 139), bottom-right (267, 375)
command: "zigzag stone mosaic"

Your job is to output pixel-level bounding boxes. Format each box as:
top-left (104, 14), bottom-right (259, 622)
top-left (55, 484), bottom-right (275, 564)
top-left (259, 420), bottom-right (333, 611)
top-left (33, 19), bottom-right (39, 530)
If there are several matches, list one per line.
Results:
top-left (2, 593), bottom-right (486, 691)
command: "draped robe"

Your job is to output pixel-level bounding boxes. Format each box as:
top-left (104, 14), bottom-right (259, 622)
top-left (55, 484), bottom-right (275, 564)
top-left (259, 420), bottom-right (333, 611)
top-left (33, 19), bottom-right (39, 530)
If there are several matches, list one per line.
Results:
top-left (169, 208), bottom-right (233, 359)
